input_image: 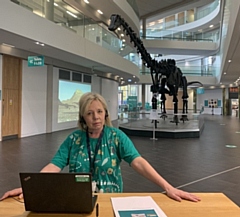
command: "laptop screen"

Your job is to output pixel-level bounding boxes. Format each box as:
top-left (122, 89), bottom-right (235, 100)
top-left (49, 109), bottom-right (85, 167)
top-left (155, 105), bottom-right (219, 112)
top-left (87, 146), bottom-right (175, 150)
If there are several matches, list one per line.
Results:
top-left (20, 172), bottom-right (97, 213)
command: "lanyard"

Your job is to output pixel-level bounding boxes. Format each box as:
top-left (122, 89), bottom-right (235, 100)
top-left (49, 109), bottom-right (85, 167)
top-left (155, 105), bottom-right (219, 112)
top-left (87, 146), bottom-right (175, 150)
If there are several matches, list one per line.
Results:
top-left (86, 126), bottom-right (104, 175)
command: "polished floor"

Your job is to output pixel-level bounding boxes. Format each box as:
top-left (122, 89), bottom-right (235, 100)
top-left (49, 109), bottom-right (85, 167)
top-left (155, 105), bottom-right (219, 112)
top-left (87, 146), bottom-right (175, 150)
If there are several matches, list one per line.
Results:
top-left (0, 114), bottom-right (240, 206)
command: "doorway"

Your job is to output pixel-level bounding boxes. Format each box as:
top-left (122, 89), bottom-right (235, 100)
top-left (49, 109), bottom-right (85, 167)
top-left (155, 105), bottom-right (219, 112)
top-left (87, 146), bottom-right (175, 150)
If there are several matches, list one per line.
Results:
top-left (2, 55), bottom-right (22, 140)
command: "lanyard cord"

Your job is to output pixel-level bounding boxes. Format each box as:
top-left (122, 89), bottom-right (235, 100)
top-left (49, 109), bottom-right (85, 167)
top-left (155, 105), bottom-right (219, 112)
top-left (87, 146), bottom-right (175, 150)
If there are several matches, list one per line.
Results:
top-left (86, 126), bottom-right (104, 175)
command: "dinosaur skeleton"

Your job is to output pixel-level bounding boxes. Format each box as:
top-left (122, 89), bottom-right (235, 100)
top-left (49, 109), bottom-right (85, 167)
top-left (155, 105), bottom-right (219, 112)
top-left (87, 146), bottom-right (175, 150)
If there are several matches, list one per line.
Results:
top-left (108, 14), bottom-right (202, 126)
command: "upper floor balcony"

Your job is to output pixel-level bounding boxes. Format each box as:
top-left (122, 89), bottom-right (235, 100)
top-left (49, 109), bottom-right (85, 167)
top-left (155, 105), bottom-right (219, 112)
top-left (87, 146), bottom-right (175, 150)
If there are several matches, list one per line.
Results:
top-left (7, 0), bottom-right (220, 86)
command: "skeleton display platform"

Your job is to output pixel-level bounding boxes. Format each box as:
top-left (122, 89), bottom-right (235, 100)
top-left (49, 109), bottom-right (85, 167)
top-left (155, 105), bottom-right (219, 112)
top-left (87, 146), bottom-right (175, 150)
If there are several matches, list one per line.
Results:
top-left (118, 112), bottom-right (204, 139)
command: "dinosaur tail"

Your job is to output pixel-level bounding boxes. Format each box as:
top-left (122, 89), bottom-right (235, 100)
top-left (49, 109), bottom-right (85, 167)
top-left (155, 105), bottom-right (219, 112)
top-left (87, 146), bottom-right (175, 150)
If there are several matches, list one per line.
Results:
top-left (187, 81), bottom-right (203, 87)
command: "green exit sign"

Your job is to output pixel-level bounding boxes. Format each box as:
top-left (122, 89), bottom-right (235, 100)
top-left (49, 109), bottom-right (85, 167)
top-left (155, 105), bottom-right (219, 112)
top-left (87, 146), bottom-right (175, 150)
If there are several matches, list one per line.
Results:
top-left (28, 56), bottom-right (44, 67)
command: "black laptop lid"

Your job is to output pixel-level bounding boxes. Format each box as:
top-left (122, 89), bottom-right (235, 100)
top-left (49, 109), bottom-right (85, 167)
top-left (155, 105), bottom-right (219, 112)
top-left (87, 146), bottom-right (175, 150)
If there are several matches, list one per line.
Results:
top-left (20, 172), bottom-right (97, 213)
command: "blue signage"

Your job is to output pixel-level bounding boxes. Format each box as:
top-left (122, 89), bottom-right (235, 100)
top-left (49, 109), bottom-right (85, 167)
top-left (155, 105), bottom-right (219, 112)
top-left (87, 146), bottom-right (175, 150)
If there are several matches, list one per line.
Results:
top-left (127, 96), bottom-right (137, 111)
top-left (197, 88), bottom-right (205, 94)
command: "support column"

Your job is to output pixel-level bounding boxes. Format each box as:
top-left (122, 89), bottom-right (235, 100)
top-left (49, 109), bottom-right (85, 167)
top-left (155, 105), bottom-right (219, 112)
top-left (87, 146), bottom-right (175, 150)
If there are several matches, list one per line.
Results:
top-left (194, 7), bottom-right (197, 21)
top-left (175, 14), bottom-right (178, 27)
top-left (223, 87), bottom-right (229, 116)
top-left (238, 86), bottom-right (240, 118)
top-left (45, 0), bottom-right (54, 21)
top-left (184, 11), bottom-right (187, 23)
top-left (142, 84), bottom-right (145, 110)
top-left (142, 18), bottom-right (146, 38)
top-left (222, 88), bottom-right (226, 116)
top-left (193, 89), bottom-right (197, 113)
top-left (46, 65), bottom-right (53, 133)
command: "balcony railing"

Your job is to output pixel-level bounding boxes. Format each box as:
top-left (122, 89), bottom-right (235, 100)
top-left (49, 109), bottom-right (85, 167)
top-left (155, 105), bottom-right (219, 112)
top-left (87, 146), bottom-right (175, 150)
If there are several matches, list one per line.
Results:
top-left (11, 0), bottom-right (218, 78)
top-left (141, 28), bottom-right (220, 42)
top-left (142, 0), bottom-right (220, 35)
top-left (140, 64), bottom-right (218, 77)
top-left (10, 0), bottom-right (135, 56)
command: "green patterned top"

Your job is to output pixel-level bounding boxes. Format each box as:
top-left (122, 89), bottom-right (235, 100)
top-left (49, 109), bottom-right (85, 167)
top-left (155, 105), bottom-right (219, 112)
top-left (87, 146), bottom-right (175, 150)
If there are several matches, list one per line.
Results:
top-left (51, 126), bottom-right (140, 192)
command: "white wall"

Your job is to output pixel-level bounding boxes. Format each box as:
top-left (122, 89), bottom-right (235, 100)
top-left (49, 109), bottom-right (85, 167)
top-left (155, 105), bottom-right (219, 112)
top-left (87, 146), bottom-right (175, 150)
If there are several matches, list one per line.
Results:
top-left (0, 55), bottom-right (2, 140)
top-left (197, 88), bottom-right (222, 115)
top-left (91, 76), bottom-right (101, 93)
top-left (91, 76), bottom-right (119, 120)
top-left (142, 39), bottom-right (218, 56)
top-left (101, 79), bottom-right (119, 120)
top-left (21, 61), bottom-right (47, 137)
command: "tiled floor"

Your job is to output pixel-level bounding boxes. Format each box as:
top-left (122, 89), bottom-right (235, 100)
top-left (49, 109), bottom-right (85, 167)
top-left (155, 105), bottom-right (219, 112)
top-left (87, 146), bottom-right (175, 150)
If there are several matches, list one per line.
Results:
top-left (0, 114), bottom-right (240, 206)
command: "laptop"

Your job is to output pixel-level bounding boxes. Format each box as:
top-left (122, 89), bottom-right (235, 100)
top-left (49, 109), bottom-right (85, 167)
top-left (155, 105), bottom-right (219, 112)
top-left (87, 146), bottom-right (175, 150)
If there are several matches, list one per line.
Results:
top-left (19, 172), bottom-right (97, 213)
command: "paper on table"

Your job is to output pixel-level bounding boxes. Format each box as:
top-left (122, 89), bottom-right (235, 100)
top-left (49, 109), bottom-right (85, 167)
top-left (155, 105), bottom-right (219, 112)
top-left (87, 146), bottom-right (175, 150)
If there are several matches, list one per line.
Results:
top-left (111, 196), bottom-right (168, 217)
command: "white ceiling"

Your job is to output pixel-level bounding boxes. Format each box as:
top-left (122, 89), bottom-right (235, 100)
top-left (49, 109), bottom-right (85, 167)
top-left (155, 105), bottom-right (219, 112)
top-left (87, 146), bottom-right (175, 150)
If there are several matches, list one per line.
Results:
top-left (1, 0), bottom-right (240, 87)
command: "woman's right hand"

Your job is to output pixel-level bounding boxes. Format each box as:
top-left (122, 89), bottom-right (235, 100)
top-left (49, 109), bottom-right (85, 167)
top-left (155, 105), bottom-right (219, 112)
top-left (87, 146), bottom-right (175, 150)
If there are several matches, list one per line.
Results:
top-left (0, 188), bottom-right (23, 201)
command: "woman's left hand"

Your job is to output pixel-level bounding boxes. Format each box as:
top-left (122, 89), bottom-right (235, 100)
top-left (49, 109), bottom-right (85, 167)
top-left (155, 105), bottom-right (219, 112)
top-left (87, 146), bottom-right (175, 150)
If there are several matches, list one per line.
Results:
top-left (130, 157), bottom-right (201, 202)
top-left (166, 187), bottom-right (201, 202)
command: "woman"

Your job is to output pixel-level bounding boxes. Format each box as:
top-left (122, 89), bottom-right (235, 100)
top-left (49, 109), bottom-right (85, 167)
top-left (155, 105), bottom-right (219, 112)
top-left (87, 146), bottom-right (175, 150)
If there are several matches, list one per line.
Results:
top-left (0, 92), bottom-right (200, 202)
